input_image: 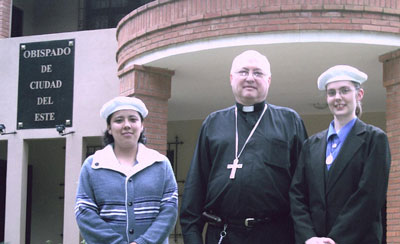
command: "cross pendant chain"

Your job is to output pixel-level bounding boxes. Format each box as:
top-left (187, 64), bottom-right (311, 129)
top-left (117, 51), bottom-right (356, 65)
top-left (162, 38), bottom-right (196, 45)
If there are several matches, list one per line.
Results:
top-left (227, 158), bottom-right (243, 179)
top-left (228, 104), bottom-right (267, 180)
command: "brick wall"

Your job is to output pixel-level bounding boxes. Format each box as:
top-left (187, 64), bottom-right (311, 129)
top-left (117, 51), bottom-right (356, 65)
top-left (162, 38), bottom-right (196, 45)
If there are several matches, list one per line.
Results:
top-left (116, 0), bottom-right (400, 71)
top-left (0, 0), bottom-right (11, 38)
top-left (116, 0), bottom-right (400, 239)
top-left (118, 65), bottom-right (174, 153)
top-left (380, 49), bottom-right (400, 244)
top-left (116, 0), bottom-right (400, 240)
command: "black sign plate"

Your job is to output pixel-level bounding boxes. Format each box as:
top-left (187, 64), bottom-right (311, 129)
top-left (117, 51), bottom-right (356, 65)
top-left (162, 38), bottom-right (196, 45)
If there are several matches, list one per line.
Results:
top-left (17, 39), bottom-right (75, 129)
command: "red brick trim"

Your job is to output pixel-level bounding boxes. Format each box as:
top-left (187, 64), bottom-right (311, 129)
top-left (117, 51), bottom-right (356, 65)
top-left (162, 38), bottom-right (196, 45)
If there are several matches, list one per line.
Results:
top-left (0, 0), bottom-right (12, 38)
top-left (116, 0), bottom-right (400, 71)
top-left (380, 49), bottom-right (400, 243)
top-left (119, 65), bottom-right (173, 154)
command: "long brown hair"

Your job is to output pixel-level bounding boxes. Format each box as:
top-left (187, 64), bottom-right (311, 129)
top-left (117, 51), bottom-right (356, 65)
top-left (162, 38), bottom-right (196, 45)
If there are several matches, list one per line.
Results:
top-left (353, 81), bottom-right (363, 118)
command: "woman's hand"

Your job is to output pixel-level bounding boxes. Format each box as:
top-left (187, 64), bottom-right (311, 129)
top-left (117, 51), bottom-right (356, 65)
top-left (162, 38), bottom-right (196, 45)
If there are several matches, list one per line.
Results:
top-left (306, 237), bottom-right (336, 244)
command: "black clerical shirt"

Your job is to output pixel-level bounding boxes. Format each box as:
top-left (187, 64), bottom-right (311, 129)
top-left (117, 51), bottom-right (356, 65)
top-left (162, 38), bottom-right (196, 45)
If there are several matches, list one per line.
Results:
top-left (180, 101), bottom-right (308, 243)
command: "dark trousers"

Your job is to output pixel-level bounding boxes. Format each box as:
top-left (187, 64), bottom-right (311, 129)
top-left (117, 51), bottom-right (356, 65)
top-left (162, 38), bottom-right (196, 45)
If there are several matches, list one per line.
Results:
top-left (205, 217), bottom-right (294, 244)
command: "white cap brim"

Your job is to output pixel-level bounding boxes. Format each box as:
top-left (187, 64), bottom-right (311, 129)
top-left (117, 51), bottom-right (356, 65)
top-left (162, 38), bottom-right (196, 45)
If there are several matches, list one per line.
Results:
top-left (100, 96), bottom-right (148, 120)
top-left (317, 65), bottom-right (368, 90)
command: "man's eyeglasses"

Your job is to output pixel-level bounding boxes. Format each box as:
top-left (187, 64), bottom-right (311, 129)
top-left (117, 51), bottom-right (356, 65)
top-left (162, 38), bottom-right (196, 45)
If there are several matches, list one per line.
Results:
top-left (326, 87), bottom-right (355, 97)
top-left (236, 70), bottom-right (266, 79)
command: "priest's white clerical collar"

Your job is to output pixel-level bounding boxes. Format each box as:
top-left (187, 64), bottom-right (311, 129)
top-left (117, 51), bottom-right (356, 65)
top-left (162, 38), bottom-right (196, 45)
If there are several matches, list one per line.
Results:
top-left (242, 105), bottom-right (254, 112)
top-left (236, 101), bottom-right (266, 113)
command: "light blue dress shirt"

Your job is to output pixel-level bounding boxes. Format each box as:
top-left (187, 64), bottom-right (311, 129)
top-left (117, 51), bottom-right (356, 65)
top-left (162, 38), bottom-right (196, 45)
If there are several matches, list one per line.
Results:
top-left (326, 118), bottom-right (357, 170)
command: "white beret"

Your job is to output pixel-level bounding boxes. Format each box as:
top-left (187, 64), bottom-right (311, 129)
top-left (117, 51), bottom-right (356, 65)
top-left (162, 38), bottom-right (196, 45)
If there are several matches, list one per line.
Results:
top-left (317, 65), bottom-right (368, 90)
top-left (100, 96), bottom-right (148, 120)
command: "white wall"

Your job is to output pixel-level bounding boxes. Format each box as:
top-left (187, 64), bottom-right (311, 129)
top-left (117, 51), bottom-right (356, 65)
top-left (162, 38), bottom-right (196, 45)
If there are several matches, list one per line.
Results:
top-left (0, 28), bottom-right (120, 243)
top-left (0, 28), bottom-right (119, 141)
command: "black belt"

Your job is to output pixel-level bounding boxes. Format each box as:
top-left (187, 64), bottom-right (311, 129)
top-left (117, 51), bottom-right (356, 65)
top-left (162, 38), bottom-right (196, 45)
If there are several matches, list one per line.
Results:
top-left (227, 217), bottom-right (271, 228)
top-left (202, 212), bottom-right (272, 229)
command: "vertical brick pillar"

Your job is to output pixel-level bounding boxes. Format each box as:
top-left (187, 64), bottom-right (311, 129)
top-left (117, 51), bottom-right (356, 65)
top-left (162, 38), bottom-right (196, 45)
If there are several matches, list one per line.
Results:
top-left (0, 0), bottom-right (11, 38)
top-left (118, 64), bottom-right (174, 154)
top-left (380, 49), bottom-right (400, 243)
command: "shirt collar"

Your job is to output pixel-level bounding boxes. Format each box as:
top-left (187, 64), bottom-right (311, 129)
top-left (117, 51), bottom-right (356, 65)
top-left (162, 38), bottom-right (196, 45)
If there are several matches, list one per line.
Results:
top-left (236, 100), bottom-right (266, 113)
top-left (91, 143), bottom-right (166, 177)
top-left (327, 118), bottom-right (357, 141)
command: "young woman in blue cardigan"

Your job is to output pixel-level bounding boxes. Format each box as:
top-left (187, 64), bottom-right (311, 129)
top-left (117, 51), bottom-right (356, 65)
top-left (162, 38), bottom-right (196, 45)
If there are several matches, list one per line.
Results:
top-left (75, 96), bottom-right (178, 244)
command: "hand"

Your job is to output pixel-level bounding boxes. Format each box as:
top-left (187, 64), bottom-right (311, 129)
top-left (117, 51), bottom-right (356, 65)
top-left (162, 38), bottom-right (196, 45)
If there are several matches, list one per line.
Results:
top-left (305, 237), bottom-right (336, 244)
top-left (130, 242), bottom-right (137, 244)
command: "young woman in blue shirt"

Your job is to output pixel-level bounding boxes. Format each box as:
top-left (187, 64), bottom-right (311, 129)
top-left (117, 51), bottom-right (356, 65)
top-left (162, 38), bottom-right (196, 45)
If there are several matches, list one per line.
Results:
top-left (290, 65), bottom-right (391, 244)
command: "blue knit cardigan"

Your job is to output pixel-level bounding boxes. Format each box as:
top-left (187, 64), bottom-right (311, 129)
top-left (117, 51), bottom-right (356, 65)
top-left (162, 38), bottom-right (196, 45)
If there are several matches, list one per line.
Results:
top-left (75, 143), bottom-right (178, 244)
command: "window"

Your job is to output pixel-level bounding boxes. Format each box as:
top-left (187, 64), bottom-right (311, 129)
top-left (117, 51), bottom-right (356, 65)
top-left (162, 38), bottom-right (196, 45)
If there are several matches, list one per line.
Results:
top-left (86, 145), bottom-right (103, 157)
top-left (79, 0), bottom-right (154, 30)
top-left (11, 6), bottom-right (23, 37)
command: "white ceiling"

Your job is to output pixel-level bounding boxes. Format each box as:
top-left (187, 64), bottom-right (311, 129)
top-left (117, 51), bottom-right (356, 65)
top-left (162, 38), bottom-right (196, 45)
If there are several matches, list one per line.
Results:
top-left (135, 31), bottom-right (400, 121)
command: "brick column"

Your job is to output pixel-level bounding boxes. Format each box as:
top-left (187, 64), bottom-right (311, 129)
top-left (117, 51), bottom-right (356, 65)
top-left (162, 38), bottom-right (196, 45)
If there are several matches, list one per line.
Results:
top-left (380, 49), bottom-right (400, 243)
top-left (0, 0), bottom-right (11, 38)
top-left (118, 64), bottom-right (174, 154)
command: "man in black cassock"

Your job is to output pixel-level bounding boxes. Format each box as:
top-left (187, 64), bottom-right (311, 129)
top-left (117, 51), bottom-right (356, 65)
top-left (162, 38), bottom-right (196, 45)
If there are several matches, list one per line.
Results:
top-left (180, 50), bottom-right (308, 244)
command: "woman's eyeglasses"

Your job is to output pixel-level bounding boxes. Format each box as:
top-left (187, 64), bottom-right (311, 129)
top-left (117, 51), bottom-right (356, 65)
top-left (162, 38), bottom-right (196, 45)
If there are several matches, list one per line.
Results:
top-left (326, 87), bottom-right (355, 97)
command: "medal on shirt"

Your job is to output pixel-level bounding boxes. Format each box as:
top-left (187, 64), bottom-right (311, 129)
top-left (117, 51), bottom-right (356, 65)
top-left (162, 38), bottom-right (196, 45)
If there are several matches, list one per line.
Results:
top-left (326, 141), bottom-right (338, 166)
top-left (227, 104), bottom-right (267, 179)
top-left (325, 153), bottom-right (333, 165)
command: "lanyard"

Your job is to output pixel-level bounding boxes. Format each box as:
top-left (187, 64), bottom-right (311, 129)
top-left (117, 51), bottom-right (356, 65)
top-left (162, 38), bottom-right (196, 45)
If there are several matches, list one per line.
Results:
top-left (234, 104), bottom-right (267, 160)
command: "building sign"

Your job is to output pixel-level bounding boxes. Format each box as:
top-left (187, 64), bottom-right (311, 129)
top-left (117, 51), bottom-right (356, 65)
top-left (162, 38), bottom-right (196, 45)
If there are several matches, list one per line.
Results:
top-left (17, 39), bottom-right (75, 129)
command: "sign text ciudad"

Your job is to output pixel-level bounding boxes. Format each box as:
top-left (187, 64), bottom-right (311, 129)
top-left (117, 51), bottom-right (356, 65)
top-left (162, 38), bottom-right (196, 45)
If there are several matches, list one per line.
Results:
top-left (17, 39), bottom-right (75, 129)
